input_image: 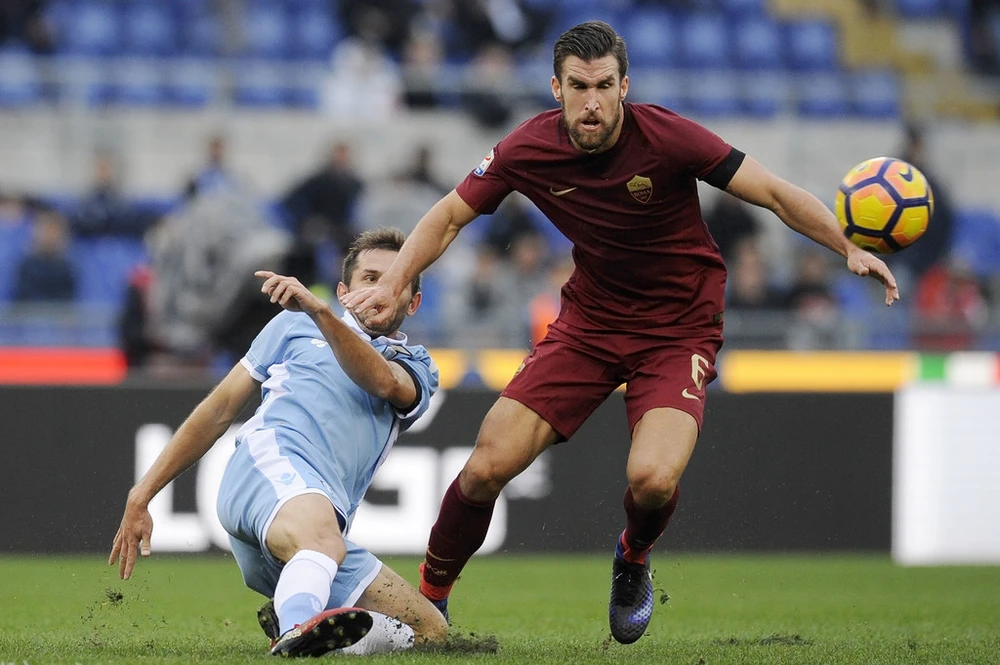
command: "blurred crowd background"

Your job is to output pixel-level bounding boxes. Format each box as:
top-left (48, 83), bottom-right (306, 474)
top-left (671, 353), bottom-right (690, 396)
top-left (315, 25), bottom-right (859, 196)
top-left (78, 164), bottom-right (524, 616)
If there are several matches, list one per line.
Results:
top-left (1, 0), bottom-right (999, 378)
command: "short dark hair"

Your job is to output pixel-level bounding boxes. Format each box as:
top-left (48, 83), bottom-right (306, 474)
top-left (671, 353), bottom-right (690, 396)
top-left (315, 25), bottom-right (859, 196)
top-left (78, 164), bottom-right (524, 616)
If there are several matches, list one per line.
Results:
top-left (553, 21), bottom-right (628, 82)
top-left (341, 227), bottom-right (421, 295)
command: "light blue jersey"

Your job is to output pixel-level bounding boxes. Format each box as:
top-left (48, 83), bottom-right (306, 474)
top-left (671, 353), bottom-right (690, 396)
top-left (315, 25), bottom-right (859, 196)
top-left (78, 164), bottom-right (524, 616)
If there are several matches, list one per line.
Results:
top-left (216, 308), bottom-right (438, 603)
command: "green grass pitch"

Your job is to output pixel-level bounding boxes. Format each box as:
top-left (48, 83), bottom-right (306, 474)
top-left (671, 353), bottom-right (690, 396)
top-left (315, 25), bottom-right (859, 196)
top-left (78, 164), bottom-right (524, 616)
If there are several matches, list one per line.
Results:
top-left (1, 553), bottom-right (998, 664)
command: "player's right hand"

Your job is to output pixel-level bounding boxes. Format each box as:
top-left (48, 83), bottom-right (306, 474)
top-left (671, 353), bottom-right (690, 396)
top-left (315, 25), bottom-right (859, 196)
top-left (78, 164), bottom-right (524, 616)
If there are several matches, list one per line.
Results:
top-left (109, 496), bottom-right (153, 580)
top-left (339, 285), bottom-right (397, 329)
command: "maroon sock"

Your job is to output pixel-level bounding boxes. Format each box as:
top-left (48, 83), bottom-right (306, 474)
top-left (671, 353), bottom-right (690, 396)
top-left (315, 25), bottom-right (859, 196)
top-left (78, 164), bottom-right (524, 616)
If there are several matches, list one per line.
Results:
top-left (420, 476), bottom-right (495, 599)
top-left (621, 485), bottom-right (680, 564)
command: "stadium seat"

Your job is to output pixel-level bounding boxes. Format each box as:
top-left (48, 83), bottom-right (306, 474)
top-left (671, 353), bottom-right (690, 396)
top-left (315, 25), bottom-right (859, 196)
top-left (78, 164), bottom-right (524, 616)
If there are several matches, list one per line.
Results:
top-left (796, 73), bottom-right (850, 117)
top-left (622, 9), bottom-right (678, 68)
top-left (166, 59), bottom-right (217, 108)
top-left (785, 20), bottom-right (840, 71)
top-left (242, 2), bottom-right (292, 59)
top-left (58, 1), bottom-right (120, 56)
top-left (289, 6), bottom-right (342, 61)
top-left (686, 72), bottom-right (742, 117)
top-left (720, 0), bottom-right (767, 17)
top-left (953, 209), bottom-right (1000, 278)
top-left (112, 59), bottom-right (168, 107)
top-left (0, 219), bottom-right (32, 303)
top-left (284, 63), bottom-right (326, 109)
top-left (851, 69), bottom-right (901, 118)
top-left (740, 72), bottom-right (792, 118)
top-left (893, 0), bottom-right (946, 18)
top-left (732, 17), bottom-right (784, 70)
top-left (121, 2), bottom-right (178, 56)
top-left (53, 57), bottom-right (113, 107)
top-left (232, 62), bottom-right (289, 107)
top-left (654, 73), bottom-right (686, 113)
top-left (178, 9), bottom-right (223, 57)
top-left (0, 49), bottom-right (43, 107)
top-left (678, 14), bottom-right (731, 69)
top-left (71, 237), bottom-right (148, 306)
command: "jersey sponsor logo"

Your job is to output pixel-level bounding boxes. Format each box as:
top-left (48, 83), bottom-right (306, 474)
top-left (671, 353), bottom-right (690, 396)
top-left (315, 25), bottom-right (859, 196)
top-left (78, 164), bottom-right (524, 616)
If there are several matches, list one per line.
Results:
top-left (473, 149), bottom-right (495, 176)
top-left (311, 339), bottom-right (328, 348)
top-left (627, 175), bottom-right (653, 203)
top-left (549, 186), bottom-right (577, 197)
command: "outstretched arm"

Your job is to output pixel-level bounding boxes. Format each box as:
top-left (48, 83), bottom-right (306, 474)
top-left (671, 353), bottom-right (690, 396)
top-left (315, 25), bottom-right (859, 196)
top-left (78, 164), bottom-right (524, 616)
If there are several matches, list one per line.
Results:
top-left (256, 271), bottom-right (419, 409)
top-left (109, 364), bottom-right (259, 579)
top-left (725, 156), bottom-right (900, 306)
top-left (340, 190), bottom-right (479, 324)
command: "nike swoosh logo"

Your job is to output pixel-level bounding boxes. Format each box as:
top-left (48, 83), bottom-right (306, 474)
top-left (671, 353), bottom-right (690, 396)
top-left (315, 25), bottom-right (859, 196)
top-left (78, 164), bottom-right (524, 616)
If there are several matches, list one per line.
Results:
top-left (549, 187), bottom-right (577, 197)
top-left (899, 168), bottom-right (914, 182)
top-left (681, 388), bottom-right (701, 401)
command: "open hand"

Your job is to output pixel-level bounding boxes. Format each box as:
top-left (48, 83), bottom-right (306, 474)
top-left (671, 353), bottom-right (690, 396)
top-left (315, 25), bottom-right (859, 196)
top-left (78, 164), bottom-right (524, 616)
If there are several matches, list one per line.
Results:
top-left (338, 285), bottom-right (399, 329)
top-left (256, 271), bottom-right (327, 316)
top-left (847, 248), bottom-right (900, 306)
top-left (108, 497), bottom-right (153, 580)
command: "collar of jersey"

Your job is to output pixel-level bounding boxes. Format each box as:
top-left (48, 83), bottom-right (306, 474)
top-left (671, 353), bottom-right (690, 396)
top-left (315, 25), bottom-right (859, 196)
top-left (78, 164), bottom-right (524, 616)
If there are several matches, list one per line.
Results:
top-left (340, 309), bottom-right (408, 346)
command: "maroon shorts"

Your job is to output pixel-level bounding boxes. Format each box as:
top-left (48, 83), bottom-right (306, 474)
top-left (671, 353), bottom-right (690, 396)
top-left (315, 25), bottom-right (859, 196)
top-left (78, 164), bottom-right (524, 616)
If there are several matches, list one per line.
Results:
top-left (501, 318), bottom-right (723, 440)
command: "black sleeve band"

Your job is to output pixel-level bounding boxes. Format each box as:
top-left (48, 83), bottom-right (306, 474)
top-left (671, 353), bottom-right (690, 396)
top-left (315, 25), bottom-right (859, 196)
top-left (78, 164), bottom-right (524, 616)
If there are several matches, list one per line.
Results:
top-left (391, 359), bottom-right (422, 412)
top-left (703, 147), bottom-right (746, 190)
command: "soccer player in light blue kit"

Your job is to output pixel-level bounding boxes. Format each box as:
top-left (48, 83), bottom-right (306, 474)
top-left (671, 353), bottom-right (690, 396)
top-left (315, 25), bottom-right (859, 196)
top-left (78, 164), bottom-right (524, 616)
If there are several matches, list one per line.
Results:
top-left (109, 228), bottom-right (448, 657)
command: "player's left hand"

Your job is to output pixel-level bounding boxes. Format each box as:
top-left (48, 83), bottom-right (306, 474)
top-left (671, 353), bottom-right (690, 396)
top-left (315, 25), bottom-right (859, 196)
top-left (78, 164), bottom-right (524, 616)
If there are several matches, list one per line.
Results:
top-left (256, 271), bottom-right (327, 316)
top-left (846, 247), bottom-right (900, 306)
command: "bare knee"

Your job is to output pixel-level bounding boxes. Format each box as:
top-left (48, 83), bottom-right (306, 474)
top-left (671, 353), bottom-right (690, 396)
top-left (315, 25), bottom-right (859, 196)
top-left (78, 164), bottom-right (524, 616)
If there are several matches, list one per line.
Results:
top-left (413, 608), bottom-right (448, 645)
top-left (459, 450), bottom-right (512, 502)
top-left (627, 467), bottom-right (680, 508)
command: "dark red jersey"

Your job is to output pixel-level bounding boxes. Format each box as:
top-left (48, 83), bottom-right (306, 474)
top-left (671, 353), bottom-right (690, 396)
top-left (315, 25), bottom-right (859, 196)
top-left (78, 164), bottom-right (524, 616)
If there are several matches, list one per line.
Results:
top-left (456, 103), bottom-right (742, 337)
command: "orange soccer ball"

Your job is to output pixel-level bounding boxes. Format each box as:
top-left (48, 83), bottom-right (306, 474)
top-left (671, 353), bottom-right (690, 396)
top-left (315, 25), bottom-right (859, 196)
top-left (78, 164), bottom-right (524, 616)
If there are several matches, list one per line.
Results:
top-left (834, 157), bottom-right (934, 254)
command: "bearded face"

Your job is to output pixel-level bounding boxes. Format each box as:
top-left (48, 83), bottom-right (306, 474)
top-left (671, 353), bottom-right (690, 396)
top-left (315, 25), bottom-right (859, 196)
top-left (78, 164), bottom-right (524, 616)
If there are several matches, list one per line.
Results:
top-left (552, 55), bottom-right (628, 154)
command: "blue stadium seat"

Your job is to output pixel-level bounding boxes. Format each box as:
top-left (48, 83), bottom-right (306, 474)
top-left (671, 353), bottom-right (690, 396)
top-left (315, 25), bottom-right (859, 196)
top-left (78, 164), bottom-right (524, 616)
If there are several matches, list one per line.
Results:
top-left (741, 72), bottom-right (792, 118)
top-left (685, 72), bottom-right (742, 117)
top-left (179, 9), bottom-right (223, 57)
top-left (720, 0), bottom-right (767, 16)
top-left (53, 57), bottom-right (113, 107)
top-left (732, 17), bottom-right (784, 70)
top-left (290, 6), bottom-right (342, 61)
top-left (166, 59), bottom-right (217, 107)
top-left (678, 14), bottom-right (731, 69)
top-left (953, 209), bottom-right (1000, 278)
top-left (0, 49), bottom-right (43, 107)
top-left (785, 20), bottom-right (840, 71)
top-left (893, 0), bottom-right (946, 18)
top-left (242, 2), bottom-right (292, 59)
top-left (284, 63), bottom-right (325, 109)
top-left (796, 73), bottom-right (850, 117)
top-left (0, 218), bottom-right (32, 303)
top-left (59, 1), bottom-right (120, 56)
top-left (654, 73), bottom-right (686, 113)
top-left (121, 2), bottom-right (177, 56)
top-left (546, 6), bottom-right (622, 44)
top-left (72, 237), bottom-right (148, 306)
top-left (112, 60), bottom-right (168, 107)
top-left (232, 62), bottom-right (289, 107)
top-left (622, 9), bottom-right (678, 68)
top-left (851, 70), bottom-right (901, 118)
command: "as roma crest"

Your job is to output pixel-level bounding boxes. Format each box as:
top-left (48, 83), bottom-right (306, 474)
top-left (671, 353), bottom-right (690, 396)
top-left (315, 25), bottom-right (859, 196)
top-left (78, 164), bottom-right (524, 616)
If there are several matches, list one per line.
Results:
top-left (627, 175), bottom-right (652, 203)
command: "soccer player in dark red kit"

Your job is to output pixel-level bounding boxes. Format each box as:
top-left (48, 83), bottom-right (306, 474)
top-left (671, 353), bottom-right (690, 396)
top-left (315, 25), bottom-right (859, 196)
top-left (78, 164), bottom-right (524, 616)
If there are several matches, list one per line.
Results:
top-left (342, 20), bottom-right (899, 644)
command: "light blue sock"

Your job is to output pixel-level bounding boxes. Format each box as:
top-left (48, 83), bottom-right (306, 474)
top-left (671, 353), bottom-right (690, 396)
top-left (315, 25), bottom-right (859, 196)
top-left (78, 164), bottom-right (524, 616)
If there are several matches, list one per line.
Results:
top-left (273, 550), bottom-right (339, 634)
